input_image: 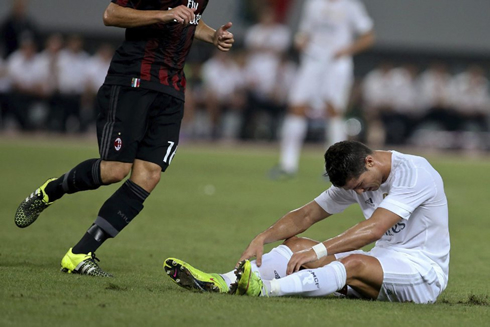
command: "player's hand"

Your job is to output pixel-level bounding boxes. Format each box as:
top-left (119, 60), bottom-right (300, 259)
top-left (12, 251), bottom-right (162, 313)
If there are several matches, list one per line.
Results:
top-left (286, 248), bottom-right (317, 275)
top-left (214, 22), bottom-right (234, 52)
top-left (236, 235), bottom-right (265, 268)
top-left (166, 5), bottom-right (196, 25)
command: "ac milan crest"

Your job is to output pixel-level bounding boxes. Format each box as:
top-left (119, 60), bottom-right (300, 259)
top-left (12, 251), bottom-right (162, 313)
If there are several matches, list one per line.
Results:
top-left (114, 137), bottom-right (122, 151)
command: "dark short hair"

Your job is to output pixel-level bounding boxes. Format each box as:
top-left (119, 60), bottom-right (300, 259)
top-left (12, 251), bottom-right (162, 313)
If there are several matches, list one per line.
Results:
top-left (324, 141), bottom-right (373, 187)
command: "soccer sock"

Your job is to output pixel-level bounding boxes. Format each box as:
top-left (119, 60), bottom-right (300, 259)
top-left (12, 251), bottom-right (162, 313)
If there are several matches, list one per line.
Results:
top-left (267, 261), bottom-right (347, 297)
top-left (96, 179), bottom-right (149, 237)
top-left (250, 245), bottom-right (292, 280)
top-left (219, 245), bottom-right (293, 287)
top-left (44, 158), bottom-right (103, 202)
top-left (72, 224), bottom-right (109, 254)
top-left (279, 114), bottom-right (308, 174)
top-left (327, 117), bottom-right (346, 146)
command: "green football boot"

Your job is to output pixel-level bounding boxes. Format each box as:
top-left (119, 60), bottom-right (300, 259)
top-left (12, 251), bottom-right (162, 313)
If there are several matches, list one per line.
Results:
top-left (15, 178), bottom-right (57, 228)
top-left (60, 248), bottom-right (113, 277)
top-left (229, 260), bottom-right (265, 296)
top-left (164, 258), bottom-right (229, 293)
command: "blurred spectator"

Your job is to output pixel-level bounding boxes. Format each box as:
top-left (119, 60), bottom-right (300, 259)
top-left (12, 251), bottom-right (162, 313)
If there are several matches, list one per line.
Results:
top-left (273, 0), bottom-right (375, 177)
top-left (416, 62), bottom-right (456, 131)
top-left (240, 9), bottom-right (291, 140)
top-left (0, 0), bottom-right (40, 58)
top-left (0, 57), bottom-right (12, 129)
top-left (85, 43), bottom-right (114, 128)
top-left (362, 62), bottom-right (394, 147)
top-left (49, 34), bottom-right (90, 133)
top-left (201, 50), bottom-right (246, 141)
top-left (382, 64), bottom-right (420, 145)
top-left (36, 33), bottom-right (64, 131)
top-left (448, 65), bottom-right (490, 132)
top-left (6, 37), bottom-right (45, 130)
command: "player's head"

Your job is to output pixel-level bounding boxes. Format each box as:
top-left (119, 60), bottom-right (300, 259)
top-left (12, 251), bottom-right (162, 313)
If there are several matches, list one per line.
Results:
top-left (324, 141), bottom-right (373, 187)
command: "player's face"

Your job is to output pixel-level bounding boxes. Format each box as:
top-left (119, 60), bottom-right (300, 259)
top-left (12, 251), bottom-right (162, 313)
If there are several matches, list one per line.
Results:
top-left (343, 168), bottom-right (383, 194)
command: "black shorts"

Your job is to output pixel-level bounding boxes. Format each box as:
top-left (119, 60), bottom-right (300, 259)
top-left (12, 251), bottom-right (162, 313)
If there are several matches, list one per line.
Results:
top-left (96, 85), bottom-right (184, 172)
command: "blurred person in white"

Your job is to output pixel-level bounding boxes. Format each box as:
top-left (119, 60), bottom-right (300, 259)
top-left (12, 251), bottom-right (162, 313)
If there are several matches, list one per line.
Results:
top-left (85, 43), bottom-right (115, 129)
top-left (416, 62), bottom-right (455, 132)
top-left (201, 50), bottom-right (246, 141)
top-left (36, 33), bottom-right (64, 131)
top-left (6, 37), bottom-right (45, 131)
top-left (448, 65), bottom-right (490, 133)
top-left (0, 0), bottom-right (40, 58)
top-left (240, 8), bottom-right (291, 141)
top-left (49, 34), bottom-right (90, 133)
top-left (381, 64), bottom-right (420, 145)
top-left (273, 0), bottom-right (374, 178)
top-left (361, 62), bottom-right (395, 147)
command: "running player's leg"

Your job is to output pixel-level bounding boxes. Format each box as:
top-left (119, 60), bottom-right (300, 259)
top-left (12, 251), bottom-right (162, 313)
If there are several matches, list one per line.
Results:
top-left (323, 59), bottom-right (353, 146)
top-left (61, 86), bottom-right (159, 276)
top-left (273, 59), bottom-right (321, 177)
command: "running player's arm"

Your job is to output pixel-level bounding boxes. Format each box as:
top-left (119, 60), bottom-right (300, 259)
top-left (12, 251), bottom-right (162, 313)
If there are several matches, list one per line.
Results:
top-left (238, 201), bottom-right (331, 266)
top-left (103, 2), bottom-right (196, 28)
top-left (195, 20), bottom-right (234, 52)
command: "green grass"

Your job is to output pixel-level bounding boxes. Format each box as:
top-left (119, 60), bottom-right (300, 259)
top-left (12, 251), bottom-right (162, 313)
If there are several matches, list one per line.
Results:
top-left (1, 137), bottom-right (489, 327)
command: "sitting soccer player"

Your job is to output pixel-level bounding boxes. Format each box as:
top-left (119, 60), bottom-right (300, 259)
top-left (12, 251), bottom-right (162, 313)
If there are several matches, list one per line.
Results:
top-left (164, 140), bottom-right (450, 304)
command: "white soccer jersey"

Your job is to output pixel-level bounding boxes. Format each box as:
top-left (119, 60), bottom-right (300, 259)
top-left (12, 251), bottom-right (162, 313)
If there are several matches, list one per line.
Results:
top-left (298, 0), bottom-right (373, 60)
top-left (314, 151), bottom-right (450, 289)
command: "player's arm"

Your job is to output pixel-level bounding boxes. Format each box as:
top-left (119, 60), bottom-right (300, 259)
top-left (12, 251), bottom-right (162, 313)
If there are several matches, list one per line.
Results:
top-left (238, 201), bottom-right (331, 266)
top-left (195, 20), bottom-right (234, 52)
top-left (286, 207), bottom-right (401, 274)
top-left (334, 29), bottom-right (375, 58)
top-left (103, 2), bottom-right (196, 28)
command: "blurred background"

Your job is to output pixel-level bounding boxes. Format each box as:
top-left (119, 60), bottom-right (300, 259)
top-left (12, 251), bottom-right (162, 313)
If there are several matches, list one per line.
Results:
top-left (1, 0), bottom-right (490, 152)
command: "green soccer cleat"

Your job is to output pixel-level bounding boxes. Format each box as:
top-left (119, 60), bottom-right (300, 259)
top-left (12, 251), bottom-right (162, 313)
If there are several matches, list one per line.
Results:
top-left (15, 178), bottom-right (57, 228)
top-left (164, 258), bottom-right (229, 293)
top-left (229, 260), bottom-right (265, 297)
top-left (60, 248), bottom-right (113, 277)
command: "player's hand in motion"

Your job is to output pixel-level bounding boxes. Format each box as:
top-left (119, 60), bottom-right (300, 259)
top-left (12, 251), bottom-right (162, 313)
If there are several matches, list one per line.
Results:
top-left (286, 248), bottom-right (317, 275)
top-left (237, 235), bottom-right (265, 268)
top-left (165, 5), bottom-right (196, 25)
top-left (213, 22), bottom-right (234, 52)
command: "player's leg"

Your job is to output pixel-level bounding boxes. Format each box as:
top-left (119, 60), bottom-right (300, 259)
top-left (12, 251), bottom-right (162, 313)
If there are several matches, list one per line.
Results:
top-left (13, 84), bottom-right (138, 228)
top-left (323, 59), bottom-right (353, 146)
top-left (272, 60), bottom-right (320, 178)
top-left (233, 253), bottom-right (383, 298)
top-left (164, 237), bottom-right (327, 293)
top-left (60, 86), bottom-right (159, 276)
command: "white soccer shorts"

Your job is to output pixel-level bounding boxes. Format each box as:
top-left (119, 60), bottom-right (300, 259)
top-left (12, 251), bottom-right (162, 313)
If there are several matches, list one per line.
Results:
top-left (335, 246), bottom-right (445, 304)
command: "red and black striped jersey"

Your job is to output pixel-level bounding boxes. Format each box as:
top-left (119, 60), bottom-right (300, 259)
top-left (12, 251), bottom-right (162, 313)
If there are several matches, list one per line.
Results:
top-left (104, 0), bottom-right (209, 101)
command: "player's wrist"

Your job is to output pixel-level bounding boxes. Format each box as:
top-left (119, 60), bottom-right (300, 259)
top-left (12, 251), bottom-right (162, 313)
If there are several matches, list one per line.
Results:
top-left (312, 242), bottom-right (328, 259)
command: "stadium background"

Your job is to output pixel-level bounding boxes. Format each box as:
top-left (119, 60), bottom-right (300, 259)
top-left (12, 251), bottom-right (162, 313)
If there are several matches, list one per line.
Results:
top-left (1, 2), bottom-right (490, 326)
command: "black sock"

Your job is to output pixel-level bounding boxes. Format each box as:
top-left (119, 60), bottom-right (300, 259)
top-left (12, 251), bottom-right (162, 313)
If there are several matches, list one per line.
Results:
top-left (44, 159), bottom-right (103, 202)
top-left (72, 224), bottom-right (110, 254)
top-left (93, 180), bottom-right (149, 239)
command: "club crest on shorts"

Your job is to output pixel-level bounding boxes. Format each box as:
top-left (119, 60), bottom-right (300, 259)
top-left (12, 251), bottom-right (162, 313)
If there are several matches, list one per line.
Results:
top-left (114, 137), bottom-right (122, 151)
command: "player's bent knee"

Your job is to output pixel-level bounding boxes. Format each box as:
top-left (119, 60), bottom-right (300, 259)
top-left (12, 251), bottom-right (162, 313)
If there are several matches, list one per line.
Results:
top-left (100, 161), bottom-right (132, 183)
top-left (339, 254), bottom-right (370, 277)
top-left (282, 236), bottom-right (319, 252)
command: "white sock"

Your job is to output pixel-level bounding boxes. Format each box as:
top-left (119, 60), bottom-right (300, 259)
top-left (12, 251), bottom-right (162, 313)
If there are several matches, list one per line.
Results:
top-left (268, 261), bottom-right (347, 297)
top-left (279, 115), bottom-right (308, 173)
top-left (327, 117), bottom-right (346, 146)
top-left (219, 245), bottom-right (293, 288)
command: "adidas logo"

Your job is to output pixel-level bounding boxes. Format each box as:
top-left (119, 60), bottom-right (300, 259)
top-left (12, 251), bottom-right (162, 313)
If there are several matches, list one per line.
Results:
top-left (364, 198), bottom-right (375, 207)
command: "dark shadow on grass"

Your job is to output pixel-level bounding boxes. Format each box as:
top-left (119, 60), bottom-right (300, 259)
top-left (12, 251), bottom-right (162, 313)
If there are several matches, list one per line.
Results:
top-left (440, 294), bottom-right (489, 306)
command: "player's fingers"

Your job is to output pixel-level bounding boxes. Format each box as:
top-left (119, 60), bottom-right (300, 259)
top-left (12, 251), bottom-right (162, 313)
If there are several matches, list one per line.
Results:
top-left (220, 22), bottom-right (233, 31)
top-left (255, 249), bottom-right (264, 267)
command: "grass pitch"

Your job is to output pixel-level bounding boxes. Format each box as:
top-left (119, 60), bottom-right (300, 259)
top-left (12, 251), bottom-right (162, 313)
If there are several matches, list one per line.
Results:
top-left (1, 137), bottom-right (489, 327)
